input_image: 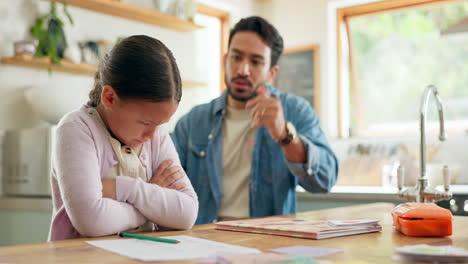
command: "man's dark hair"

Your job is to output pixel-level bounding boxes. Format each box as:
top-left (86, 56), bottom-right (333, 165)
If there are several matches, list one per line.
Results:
top-left (228, 16), bottom-right (284, 68)
top-left (88, 35), bottom-right (182, 107)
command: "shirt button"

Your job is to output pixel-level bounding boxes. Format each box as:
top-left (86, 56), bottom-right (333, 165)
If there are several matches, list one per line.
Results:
top-left (199, 151), bottom-right (206, 157)
top-left (208, 134), bottom-right (213, 139)
top-left (124, 147), bottom-right (132, 154)
top-left (307, 168), bottom-right (313, 175)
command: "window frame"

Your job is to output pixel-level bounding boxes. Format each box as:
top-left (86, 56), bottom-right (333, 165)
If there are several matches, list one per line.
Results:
top-left (336, 0), bottom-right (462, 138)
top-left (197, 4), bottom-right (230, 91)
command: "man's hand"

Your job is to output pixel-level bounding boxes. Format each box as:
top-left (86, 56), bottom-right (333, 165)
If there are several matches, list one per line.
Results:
top-left (150, 160), bottom-right (187, 190)
top-left (101, 178), bottom-right (117, 200)
top-left (245, 85), bottom-right (286, 142)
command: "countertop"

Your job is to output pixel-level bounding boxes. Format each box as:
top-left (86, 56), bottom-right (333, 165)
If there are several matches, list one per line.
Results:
top-left (297, 185), bottom-right (405, 202)
top-left (297, 184), bottom-right (468, 202)
top-left (1, 203), bottom-right (467, 263)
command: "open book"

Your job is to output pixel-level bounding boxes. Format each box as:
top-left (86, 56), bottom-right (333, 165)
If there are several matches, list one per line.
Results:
top-left (215, 217), bottom-right (381, 240)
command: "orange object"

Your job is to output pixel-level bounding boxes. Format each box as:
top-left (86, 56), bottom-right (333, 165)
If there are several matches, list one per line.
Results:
top-left (392, 203), bottom-right (452, 237)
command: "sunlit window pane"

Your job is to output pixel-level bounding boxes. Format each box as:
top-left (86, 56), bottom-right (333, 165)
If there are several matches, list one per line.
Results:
top-left (348, 1), bottom-right (468, 136)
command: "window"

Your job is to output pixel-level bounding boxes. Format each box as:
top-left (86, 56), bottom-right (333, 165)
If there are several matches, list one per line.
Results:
top-left (339, 0), bottom-right (468, 137)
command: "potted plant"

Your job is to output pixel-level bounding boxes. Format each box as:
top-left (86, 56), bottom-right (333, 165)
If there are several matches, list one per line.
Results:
top-left (30, 1), bottom-right (73, 66)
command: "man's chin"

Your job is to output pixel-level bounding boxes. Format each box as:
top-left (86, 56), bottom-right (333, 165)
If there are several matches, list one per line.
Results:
top-left (227, 89), bottom-right (257, 102)
top-left (230, 95), bottom-right (251, 102)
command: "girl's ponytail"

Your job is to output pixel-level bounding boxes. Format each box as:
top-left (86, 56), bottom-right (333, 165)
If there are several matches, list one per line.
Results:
top-left (87, 71), bottom-right (102, 107)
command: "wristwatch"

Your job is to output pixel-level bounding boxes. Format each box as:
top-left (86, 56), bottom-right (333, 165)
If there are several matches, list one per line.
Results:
top-left (279, 121), bottom-right (297, 145)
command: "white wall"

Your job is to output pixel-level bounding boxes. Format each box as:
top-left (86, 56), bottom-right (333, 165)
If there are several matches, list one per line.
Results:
top-left (200, 0), bottom-right (257, 26)
top-left (255, 0), bottom-right (327, 48)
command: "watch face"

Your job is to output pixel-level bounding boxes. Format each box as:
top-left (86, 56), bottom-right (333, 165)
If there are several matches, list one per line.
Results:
top-left (286, 122), bottom-right (296, 136)
top-left (280, 122), bottom-right (296, 145)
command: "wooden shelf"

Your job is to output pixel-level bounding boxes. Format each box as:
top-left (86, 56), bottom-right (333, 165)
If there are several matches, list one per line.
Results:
top-left (51, 0), bottom-right (203, 32)
top-left (1, 54), bottom-right (207, 88)
top-left (0, 54), bottom-right (96, 76)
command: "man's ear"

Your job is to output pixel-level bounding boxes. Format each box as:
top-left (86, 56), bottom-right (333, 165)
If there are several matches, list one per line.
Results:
top-left (269, 65), bottom-right (280, 83)
top-left (100, 85), bottom-right (119, 110)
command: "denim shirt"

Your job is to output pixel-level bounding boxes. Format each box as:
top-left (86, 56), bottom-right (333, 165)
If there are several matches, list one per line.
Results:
top-left (171, 85), bottom-right (338, 224)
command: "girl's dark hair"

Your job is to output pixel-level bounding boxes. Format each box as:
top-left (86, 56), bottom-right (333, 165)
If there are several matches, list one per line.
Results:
top-left (88, 35), bottom-right (182, 107)
top-left (228, 16), bottom-right (284, 68)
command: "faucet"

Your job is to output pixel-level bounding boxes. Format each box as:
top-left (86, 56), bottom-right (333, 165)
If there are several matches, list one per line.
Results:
top-left (397, 85), bottom-right (452, 203)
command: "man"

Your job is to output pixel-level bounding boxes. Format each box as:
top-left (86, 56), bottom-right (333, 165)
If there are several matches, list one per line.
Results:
top-left (172, 16), bottom-right (338, 224)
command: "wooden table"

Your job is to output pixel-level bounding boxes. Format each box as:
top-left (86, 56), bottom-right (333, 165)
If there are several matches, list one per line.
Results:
top-left (0, 203), bottom-right (467, 263)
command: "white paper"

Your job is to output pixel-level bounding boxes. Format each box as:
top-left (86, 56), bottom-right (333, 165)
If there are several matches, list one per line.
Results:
top-left (395, 244), bottom-right (468, 263)
top-left (86, 235), bottom-right (261, 262)
top-left (327, 219), bottom-right (380, 227)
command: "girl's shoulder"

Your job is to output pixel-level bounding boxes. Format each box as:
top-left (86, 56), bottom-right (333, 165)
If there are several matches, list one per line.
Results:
top-left (55, 105), bottom-right (104, 137)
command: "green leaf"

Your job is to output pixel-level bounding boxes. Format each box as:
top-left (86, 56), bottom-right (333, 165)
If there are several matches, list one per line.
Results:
top-left (34, 17), bottom-right (43, 28)
top-left (50, 2), bottom-right (57, 17)
top-left (35, 48), bottom-right (46, 57)
top-left (37, 31), bottom-right (46, 40)
top-left (31, 1), bottom-right (74, 71)
top-left (31, 17), bottom-right (47, 39)
top-left (62, 1), bottom-right (74, 25)
top-left (52, 55), bottom-right (61, 66)
top-left (54, 17), bottom-right (64, 27)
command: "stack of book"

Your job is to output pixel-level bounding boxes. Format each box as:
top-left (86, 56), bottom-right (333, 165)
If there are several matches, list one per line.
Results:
top-left (215, 218), bottom-right (381, 240)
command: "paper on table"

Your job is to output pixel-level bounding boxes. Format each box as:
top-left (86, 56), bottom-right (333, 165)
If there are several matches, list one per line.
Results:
top-left (333, 261), bottom-right (371, 264)
top-left (394, 244), bottom-right (468, 263)
top-left (270, 245), bottom-right (343, 257)
top-left (327, 220), bottom-right (379, 227)
top-left (86, 235), bottom-right (261, 262)
top-left (198, 253), bottom-right (322, 264)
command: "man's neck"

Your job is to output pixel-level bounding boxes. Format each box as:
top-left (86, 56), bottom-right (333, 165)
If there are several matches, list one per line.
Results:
top-left (226, 95), bottom-right (247, 109)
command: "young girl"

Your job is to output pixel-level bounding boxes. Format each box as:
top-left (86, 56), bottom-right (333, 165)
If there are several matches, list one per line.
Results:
top-left (48, 35), bottom-right (198, 240)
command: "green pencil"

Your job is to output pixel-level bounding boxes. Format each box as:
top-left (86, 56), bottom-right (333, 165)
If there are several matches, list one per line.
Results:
top-left (118, 232), bottom-right (180, 244)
